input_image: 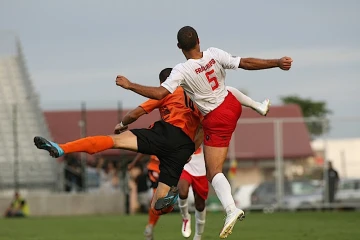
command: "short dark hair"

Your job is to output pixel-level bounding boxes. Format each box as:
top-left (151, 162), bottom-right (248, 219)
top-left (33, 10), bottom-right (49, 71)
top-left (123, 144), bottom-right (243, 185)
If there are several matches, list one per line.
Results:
top-left (159, 68), bottom-right (172, 83)
top-left (177, 26), bottom-right (198, 51)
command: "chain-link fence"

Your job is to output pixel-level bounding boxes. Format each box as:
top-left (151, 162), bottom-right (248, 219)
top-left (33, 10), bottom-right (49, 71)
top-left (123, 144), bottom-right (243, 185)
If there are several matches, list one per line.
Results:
top-left (227, 117), bottom-right (360, 212)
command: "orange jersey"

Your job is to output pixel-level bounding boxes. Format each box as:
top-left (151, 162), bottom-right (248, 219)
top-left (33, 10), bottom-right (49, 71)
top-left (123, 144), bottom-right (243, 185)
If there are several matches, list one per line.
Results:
top-left (140, 87), bottom-right (203, 141)
top-left (147, 155), bottom-right (160, 173)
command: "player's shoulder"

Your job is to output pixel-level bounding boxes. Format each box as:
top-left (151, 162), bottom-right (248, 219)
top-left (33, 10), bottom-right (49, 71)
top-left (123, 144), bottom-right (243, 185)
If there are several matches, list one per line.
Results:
top-left (168, 63), bottom-right (187, 75)
top-left (173, 62), bottom-right (186, 70)
top-left (205, 47), bottom-right (228, 57)
top-left (206, 47), bottom-right (225, 54)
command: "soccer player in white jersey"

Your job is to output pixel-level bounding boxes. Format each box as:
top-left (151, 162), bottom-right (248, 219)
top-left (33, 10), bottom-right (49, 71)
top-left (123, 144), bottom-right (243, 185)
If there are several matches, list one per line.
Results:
top-left (178, 145), bottom-right (207, 240)
top-left (115, 26), bottom-right (292, 238)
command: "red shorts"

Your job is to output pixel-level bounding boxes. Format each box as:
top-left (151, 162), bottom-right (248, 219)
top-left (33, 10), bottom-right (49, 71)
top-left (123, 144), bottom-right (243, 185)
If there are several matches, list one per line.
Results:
top-left (180, 170), bottom-right (209, 200)
top-left (202, 91), bottom-right (242, 147)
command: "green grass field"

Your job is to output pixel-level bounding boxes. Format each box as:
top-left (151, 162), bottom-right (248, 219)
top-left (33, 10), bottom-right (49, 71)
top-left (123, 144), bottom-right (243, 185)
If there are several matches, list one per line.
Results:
top-left (1, 211), bottom-right (359, 240)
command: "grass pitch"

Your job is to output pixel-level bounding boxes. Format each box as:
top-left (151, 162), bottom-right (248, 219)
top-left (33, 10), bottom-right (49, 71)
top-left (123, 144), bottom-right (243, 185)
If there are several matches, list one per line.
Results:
top-left (0, 211), bottom-right (359, 240)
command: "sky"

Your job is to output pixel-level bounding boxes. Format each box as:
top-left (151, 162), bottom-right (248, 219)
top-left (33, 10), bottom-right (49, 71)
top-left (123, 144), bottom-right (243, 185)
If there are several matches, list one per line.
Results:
top-left (0, 0), bottom-right (359, 137)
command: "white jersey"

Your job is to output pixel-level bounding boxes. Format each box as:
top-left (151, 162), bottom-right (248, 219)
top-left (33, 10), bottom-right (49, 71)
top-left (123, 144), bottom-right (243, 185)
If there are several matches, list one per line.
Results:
top-left (183, 145), bottom-right (206, 176)
top-left (161, 47), bottom-right (241, 115)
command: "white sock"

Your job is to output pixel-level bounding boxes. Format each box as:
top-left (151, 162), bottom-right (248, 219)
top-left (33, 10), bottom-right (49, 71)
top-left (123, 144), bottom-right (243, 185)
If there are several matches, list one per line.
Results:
top-left (211, 173), bottom-right (236, 215)
top-left (195, 208), bottom-right (206, 236)
top-left (178, 198), bottom-right (190, 219)
top-left (226, 86), bottom-right (260, 109)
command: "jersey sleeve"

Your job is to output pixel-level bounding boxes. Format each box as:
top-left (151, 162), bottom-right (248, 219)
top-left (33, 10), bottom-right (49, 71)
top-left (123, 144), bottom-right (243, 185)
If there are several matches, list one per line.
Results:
top-left (139, 98), bottom-right (164, 113)
top-left (208, 47), bottom-right (241, 70)
top-left (161, 65), bottom-right (184, 93)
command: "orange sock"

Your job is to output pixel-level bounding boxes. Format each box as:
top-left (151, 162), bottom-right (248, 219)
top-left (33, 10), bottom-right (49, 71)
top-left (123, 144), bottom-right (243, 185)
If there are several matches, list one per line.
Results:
top-left (148, 188), bottom-right (160, 225)
top-left (59, 136), bottom-right (114, 155)
top-left (148, 207), bottom-right (160, 225)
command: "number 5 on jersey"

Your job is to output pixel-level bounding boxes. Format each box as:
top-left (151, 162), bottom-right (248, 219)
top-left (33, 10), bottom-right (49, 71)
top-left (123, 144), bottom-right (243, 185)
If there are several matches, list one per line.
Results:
top-left (205, 69), bottom-right (219, 91)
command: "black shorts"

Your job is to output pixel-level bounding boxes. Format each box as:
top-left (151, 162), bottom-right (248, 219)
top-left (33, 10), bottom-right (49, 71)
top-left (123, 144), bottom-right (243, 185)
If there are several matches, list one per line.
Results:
top-left (131, 120), bottom-right (195, 187)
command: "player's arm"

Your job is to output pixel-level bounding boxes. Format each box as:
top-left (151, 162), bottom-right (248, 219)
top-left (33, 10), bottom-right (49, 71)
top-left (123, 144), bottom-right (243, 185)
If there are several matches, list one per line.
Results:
top-left (239, 58), bottom-right (280, 70)
top-left (239, 57), bottom-right (291, 70)
top-left (210, 47), bottom-right (292, 71)
top-left (114, 106), bottom-right (146, 134)
top-left (122, 106), bottom-right (147, 126)
top-left (115, 98), bottom-right (164, 133)
top-left (129, 83), bottom-right (170, 100)
top-left (239, 56), bottom-right (293, 71)
top-left (116, 68), bottom-right (183, 100)
top-left (116, 76), bottom-right (170, 100)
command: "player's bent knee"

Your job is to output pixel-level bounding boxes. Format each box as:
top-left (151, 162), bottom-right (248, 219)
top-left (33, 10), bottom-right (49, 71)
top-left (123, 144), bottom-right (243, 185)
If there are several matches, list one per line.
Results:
top-left (195, 202), bottom-right (206, 212)
top-left (110, 131), bottom-right (138, 151)
top-left (178, 187), bottom-right (189, 199)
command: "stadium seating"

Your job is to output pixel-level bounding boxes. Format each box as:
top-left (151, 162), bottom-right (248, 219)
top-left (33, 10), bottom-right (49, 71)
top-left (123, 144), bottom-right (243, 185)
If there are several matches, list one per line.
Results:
top-left (0, 44), bottom-right (57, 191)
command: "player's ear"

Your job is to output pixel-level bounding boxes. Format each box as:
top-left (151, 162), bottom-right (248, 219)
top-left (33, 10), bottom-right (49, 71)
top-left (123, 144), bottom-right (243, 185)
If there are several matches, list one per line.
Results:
top-left (177, 42), bottom-right (181, 49)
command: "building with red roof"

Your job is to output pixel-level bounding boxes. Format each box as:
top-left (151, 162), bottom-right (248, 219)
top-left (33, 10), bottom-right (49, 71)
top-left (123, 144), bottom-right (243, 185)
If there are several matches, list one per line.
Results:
top-left (43, 104), bottom-right (313, 185)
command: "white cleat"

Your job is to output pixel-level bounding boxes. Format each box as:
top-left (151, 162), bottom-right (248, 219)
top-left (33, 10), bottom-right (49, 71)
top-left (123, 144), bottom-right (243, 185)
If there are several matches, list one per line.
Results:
top-left (144, 224), bottom-right (154, 240)
top-left (219, 208), bottom-right (245, 239)
top-left (182, 216), bottom-right (192, 238)
top-left (255, 99), bottom-right (271, 116)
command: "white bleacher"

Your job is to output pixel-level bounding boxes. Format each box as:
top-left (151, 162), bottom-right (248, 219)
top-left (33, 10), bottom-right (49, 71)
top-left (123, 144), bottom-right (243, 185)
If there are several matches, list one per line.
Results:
top-left (0, 42), bottom-right (57, 191)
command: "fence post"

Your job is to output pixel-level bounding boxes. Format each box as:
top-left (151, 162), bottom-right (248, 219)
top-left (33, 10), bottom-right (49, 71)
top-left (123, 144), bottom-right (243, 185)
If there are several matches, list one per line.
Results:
top-left (80, 101), bottom-right (87, 192)
top-left (118, 101), bottom-right (130, 214)
top-left (274, 119), bottom-right (284, 210)
top-left (322, 118), bottom-right (330, 206)
top-left (13, 103), bottom-right (19, 192)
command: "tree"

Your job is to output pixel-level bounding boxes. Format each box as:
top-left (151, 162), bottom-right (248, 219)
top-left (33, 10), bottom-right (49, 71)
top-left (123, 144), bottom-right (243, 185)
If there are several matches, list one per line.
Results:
top-left (280, 95), bottom-right (332, 137)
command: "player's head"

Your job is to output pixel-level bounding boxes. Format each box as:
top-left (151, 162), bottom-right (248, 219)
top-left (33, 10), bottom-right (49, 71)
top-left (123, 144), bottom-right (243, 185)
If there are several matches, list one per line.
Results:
top-left (177, 26), bottom-right (199, 51)
top-left (159, 68), bottom-right (172, 83)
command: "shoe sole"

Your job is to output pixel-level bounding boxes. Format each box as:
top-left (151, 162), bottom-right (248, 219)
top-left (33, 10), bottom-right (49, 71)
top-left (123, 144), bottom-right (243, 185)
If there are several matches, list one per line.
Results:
top-left (154, 187), bottom-right (179, 210)
top-left (263, 100), bottom-right (271, 116)
top-left (34, 136), bottom-right (59, 158)
top-left (219, 211), bottom-right (245, 239)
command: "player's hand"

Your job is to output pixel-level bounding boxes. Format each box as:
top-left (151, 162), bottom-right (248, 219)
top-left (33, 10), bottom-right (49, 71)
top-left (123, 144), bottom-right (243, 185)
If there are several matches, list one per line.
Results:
top-left (278, 57), bottom-right (293, 71)
top-left (116, 75), bottom-right (131, 89)
top-left (114, 123), bottom-right (128, 134)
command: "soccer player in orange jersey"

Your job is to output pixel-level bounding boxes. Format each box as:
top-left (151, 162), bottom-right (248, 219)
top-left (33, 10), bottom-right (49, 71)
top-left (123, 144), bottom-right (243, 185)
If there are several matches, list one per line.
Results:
top-left (34, 68), bottom-right (203, 216)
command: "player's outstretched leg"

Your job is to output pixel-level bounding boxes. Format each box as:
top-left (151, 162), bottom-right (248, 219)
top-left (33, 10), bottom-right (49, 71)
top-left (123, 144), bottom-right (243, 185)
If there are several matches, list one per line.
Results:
top-left (226, 86), bottom-right (271, 116)
top-left (34, 131), bottom-right (138, 158)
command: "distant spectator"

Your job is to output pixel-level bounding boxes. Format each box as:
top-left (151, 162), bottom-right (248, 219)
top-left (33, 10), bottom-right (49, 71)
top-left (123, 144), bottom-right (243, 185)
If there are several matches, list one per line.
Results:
top-left (326, 161), bottom-right (340, 203)
top-left (64, 153), bottom-right (84, 192)
top-left (135, 167), bottom-right (151, 213)
top-left (97, 158), bottom-right (119, 191)
top-left (4, 192), bottom-right (29, 218)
